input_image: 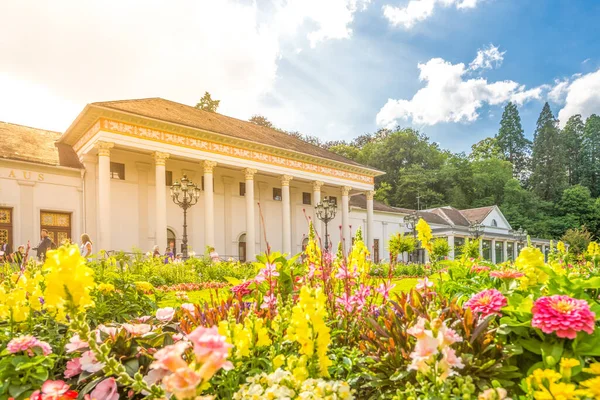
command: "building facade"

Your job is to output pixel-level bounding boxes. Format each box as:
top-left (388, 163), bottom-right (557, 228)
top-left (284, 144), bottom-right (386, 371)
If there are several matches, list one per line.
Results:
top-left (0, 98), bottom-right (549, 262)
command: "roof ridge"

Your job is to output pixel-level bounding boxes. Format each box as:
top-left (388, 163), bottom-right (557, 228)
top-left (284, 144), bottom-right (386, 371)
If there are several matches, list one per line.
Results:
top-left (95, 97), bottom-right (370, 169)
top-left (0, 120), bottom-right (62, 135)
top-left (460, 205), bottom-right (495, 211)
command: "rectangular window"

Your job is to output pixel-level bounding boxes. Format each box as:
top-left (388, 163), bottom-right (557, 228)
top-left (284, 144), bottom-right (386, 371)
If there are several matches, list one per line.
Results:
top-left (373, 239), bottom-right (380, 263)
top-left (166, 171), bottom-right (173, 186)
top-left (495, 241), bottom-right (504, 263)
top-left (0, 208), bottom-right (13, 253)
top-left (273, 188), bottom-right (282, 201)
top-left (110, 162), bottom-right (125, 180)
top-left (239, 182), bottom-right (246, 196)
top-left (40, 211), bottom-right (71, 246)
top-left (328, 196), bottom-right (337, 206)
top-left (302, 192), bottom-right (311, 205)
top-left (482, 240), bottom-right (492, 261)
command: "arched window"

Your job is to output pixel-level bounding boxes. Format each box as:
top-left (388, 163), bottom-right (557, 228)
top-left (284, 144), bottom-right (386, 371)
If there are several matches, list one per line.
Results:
top-left (167, 228), bottom-right (177, 252)
top-left (491, 219), bottom-right (498, 227)
top-left (238, 233), bottom-right (247, 262)
top-left (301, 237), bottom-right (309, 252)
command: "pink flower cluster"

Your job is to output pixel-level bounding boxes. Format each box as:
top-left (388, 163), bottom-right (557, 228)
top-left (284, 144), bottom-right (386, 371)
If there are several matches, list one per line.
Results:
top-left (231, 280), bottom-right (253, 297)
top-left (7, 335), bottom-right (52, 356)
top-left (336, 284), bottom-right (371, 313)
top-left (532, 295), bottom-right (596, 339)
top-left (464, 289), bottom-right (507, 318)
top-left (30, 380), bottom-right (77, 400)
top-left (157, 282), bottom-right (228, 292)
top-left (148, 326), bottom-right (232, 399)
top-left (407, 317), bottom-right (464, 381)
top-left (471, 264), bottom-right (490, 273)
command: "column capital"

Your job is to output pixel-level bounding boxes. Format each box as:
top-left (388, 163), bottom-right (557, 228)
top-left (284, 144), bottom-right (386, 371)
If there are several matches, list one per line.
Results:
top-left (341, 186), bottom-right (352, 196)
top-left (203, 160), bottom-right (217, 174)
top-left (95, 141), bottom-right (114, 157)
top-left (365, 190), bottom-right (376, 200)
top-left (281, 175), bottom-right (294, 186)
top-left (312, 180), bottom-right (324, 191)
top-left (153, 151), bottom-right (170, 166)
top-left (244, 168), bottom-right (257, 180)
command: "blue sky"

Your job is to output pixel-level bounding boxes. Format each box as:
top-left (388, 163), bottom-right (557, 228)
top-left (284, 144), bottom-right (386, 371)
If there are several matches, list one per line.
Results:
top-left (1, 0), bottom-right (600, 154)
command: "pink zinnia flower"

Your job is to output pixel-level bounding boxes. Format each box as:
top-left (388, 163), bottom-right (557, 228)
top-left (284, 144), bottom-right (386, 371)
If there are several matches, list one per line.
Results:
top-left (490, 270), bottom-right (525, 279)
top-left (64, 357), bottom-right (82, 378)
top-left (156, 307), bottom-right (175, 322)
top-left (464, 289), bottom-right (507, 318)
top-left (90, 378), bottom-right (119, 400)
top-left (532, 295), bottom-right (596, 339)
top-left (7, 335), bottom-right (52, 356)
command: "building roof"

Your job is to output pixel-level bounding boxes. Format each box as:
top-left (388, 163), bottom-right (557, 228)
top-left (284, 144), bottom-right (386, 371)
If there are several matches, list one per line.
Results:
top-left (91, 98), bottom-right (376, 171)
top-left (460, 206), bottom-right (495, 224)
top-left (429, 206), bottom-right (471, 227)
top-left (0, 121), bottom-right (82, 168)
top-left (349, 193), bottom-right (402, 213)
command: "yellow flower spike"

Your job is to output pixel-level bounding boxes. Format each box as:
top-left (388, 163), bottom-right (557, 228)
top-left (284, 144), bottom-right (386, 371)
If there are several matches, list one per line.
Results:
top-left (557, 241), bottom-right (566, 254)
top-left (416, 218), bottom-right (433, 253)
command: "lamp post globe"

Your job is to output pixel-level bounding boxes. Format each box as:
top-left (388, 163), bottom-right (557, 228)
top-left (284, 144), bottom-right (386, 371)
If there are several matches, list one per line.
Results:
top-left (170, 174), bottom-right (201, 259)
top-left (315, 196), bottom-right (337, 251)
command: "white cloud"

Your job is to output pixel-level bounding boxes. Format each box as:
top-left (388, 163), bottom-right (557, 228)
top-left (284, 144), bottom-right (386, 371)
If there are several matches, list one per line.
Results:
top-left (0, 0), bottom-right (368, 131)
top-left (375, 50), bottom-right (543, 128)
top-left (383, 0), bottom-right (480, 29)
top-left (548, 78), bottom-right (571, 104)
top-left (557, 69), bottom-right (600, 127)
top-left (469, 44), bottom-right (505, 70)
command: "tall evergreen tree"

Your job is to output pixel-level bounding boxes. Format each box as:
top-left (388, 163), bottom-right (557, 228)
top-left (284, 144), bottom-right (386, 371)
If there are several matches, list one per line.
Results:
top-left (496, 102), bottom-right (531, 179)
top-left (561, 115), bottom-right (585, 186)
top-left (581, 114), bottom-right (600, 196)
top-left (530, 103), bottom-right (566, 201)
top-left (195, 92), bottom-right (220, 112)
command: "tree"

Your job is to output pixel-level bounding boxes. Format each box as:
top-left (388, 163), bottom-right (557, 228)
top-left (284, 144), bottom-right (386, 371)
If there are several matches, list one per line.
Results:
top-left (469, 137), bottom-right (502, 161)
top-left (561, 227), bottom-right (592, 256)
top-left (530, 103), bottom-right (566, 201)
top-left (496, 102), bottom-right (531, 179)
top-left (249, 115), bottom-right (275, 129)
top-left (561, 115), bottom-right (585, 186)
top-left (581, 114), bottom-right (600, 196)
top-left (195, 92), bottom-right (220, 112)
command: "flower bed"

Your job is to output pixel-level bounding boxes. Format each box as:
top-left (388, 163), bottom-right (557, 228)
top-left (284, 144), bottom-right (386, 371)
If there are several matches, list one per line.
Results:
top-left (1, 219), bottom-right (600, 399)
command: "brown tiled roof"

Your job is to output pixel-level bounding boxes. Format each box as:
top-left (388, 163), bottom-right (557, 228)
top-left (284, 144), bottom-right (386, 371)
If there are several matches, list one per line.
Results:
top-left (0, 121), bottom-right (82, 168)
top-left (417, 211), bottom-right (450, 226)
top-left (460, 206), bottom-right (494, 224)
top-left (92, 98), bottom-right (375, 171)
top-left (430, 207), bottom-right (471, 227)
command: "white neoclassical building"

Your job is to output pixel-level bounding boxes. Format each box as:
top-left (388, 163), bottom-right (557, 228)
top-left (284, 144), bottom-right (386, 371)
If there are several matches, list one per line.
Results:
top-left (0, 97), bottom-right (550, 262)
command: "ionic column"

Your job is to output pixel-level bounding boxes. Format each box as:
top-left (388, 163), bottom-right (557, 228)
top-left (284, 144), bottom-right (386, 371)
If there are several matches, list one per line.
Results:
top-left (96, 141), bottom-right (114, 251)
top-left (491, 238), bottom-right (497, 263)
top-left (366, 190), bottom-right (375, 253)
top-left (203, 161), bottom-right (217, 248)
top-left (341, 186), bottom-right (352, 252)
top-left (448, 235), bottom-right (455, 260)
top-left (281, 175), bottom-right (293, 255)
top-left (312, 181), bottom-right (323, 239)
top-left (244, 168), bottom-right (257, 259)
top-left (154, 152), bottom-right (170, 250)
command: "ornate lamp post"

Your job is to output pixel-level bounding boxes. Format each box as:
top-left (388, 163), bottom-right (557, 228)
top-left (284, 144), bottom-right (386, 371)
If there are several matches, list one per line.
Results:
top-left (315, 196), bottom-right (337, 251)
top-left (170, 174), bottom-right (201, 258)
top-left (514, 227), bottom-right (527, 246)
top-left (469, 220), bottom-right (484, 239)
top-left (404, 212), bottom-right (419, 263)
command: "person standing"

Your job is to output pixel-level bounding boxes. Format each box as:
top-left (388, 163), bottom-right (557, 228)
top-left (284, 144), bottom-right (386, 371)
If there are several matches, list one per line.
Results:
top-left (80, 233), bottom-right (93, 258)
top-left (164, 246), bottom-right (174, 264)
top-left (152, 245), bottom-right (161, 258)
top-left (12, 245), bottom-right (25, 265)
top-left (34, 229), bottom-right (54, 262)
top-left (0, 240), bottom-right (12, 263)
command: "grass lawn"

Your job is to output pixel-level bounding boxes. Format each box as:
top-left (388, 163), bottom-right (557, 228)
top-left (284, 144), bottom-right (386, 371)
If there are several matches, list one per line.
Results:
top-left (157, 277), bottom-right (424, 308)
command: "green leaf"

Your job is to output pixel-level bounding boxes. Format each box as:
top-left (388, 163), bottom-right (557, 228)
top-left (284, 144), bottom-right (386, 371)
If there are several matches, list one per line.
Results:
top-left (520, 338), bottom-right (543, 355)
top-left (224, 276), bottom-right (242, 286)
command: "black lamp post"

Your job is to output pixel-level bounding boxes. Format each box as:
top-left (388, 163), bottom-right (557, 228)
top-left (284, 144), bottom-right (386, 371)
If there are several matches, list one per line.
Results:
top-left (514, 227), bottom-right (527, 247)
top-left (170, 174), bottom-right (200, 259)
top-left (469, 220), bottom-right (484, 239)
top-left (315, 196), bottom-right (337, 251)
top-left (404, 212), bottom-right (419, 263)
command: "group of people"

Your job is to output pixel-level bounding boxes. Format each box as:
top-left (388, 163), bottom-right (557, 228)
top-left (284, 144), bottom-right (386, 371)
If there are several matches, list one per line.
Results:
top-left (152, 242), bottom-right (183, 263)
top-left (0, 229), bottom-right (93, 265)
